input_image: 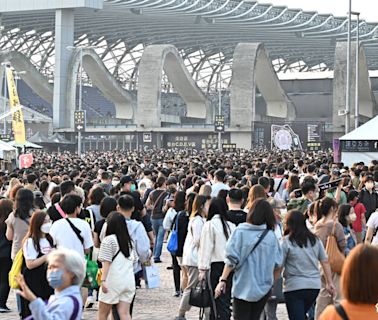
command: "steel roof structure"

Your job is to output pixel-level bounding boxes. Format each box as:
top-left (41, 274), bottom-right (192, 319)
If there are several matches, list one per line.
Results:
top-left (1, 0), bottom-right (378, 92)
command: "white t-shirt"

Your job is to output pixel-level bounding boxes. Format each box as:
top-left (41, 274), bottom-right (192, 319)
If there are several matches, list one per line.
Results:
top-left (23, 238), bottom-right (53, 260)
top-left (211, 182), bottom-right (230, 198)
top-left (50, 218), bottom-right (93, 257)
top-left (367, 211), bottom-right (378, 245)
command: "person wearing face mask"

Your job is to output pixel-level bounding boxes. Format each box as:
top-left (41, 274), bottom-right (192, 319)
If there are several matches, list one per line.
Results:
top-left (347, 190), bottom-right (366, 244)
top-left (359, 176), bottom-right (378, 222)
top-left (337, 204), bottom-right (357, 256)
top-left (16, 248), bottom-right (85, 320)
top-left (20, 210), bottom-right (54, 318)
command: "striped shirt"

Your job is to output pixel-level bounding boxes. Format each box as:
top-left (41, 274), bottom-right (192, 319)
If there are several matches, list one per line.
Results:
top-left (98, 235), bottom-right (119, 262)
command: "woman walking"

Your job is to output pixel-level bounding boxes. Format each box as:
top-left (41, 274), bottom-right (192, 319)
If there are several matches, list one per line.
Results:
top-left (314, 197), bottom-right (346, 318)
top-left (20, 210), bottom-right (54, 318)
top-left (215, 199), bottom-right (283, 320)
top-left (281, 210), bottom-right (336, 320)
top-left (98, 211), bottom-right (135, 320)
top-left (175, 195), bottom-right (210, 320)
top-left (198, 198), bottom-right (236, 320)
top-left (0, 199), bottom-right (13, 313)
top-left (163, 191), bottom-right (187, 297)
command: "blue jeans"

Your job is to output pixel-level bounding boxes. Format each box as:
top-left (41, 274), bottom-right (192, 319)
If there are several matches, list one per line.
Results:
top-left (284, 289), bottom-right (319, 320)
top-left (151, 218), bottom-right (165, 261)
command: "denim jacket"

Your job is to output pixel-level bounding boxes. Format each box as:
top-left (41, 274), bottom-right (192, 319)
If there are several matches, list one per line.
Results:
top-left (225, 223), bottom-right (283, 302)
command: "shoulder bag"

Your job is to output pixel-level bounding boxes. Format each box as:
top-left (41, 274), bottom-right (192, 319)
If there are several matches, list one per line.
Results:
top-left (167, 212), bottom-right (179, 255)
top-left (325, 221), bottom-right (345, 274)
top-left (335, 304), bottom-right (349, 320)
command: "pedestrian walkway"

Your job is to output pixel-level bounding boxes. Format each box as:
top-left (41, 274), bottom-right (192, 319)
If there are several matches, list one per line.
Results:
top-left (4, 247), bottom-right (288, 319)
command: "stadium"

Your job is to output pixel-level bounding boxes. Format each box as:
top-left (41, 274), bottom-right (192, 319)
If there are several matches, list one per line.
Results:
top-left (1, 0), bottom-right (378, 151)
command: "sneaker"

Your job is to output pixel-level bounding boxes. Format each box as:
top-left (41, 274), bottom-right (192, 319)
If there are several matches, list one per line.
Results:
top-left (174, 317), bottom-right (186, 320)
top-left (85, 296), bottom-right (94, 309)
top-left (154, 259), bottom-right (162, 263)
top-left (0, 306), bottom-right (11, 313)
top-left (173, 291), bottom-right (181, 297)
top-left (166, 265), bottom-right (174, 270)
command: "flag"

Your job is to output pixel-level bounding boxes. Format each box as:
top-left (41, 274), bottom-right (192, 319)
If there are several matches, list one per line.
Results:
top-left (6, 67), bottom-right (26, 144)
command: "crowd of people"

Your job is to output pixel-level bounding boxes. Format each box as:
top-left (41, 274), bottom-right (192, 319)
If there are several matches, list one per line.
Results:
top-left (0, 148), bottom-right (377, 320)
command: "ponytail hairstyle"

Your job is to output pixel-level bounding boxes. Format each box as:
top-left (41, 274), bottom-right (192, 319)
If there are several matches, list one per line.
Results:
top-left (314, 197), bottom-right (337, 221)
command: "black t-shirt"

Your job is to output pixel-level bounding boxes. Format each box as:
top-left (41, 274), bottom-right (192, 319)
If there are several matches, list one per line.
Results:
top-left (227, 209), bottom-right (247, 226)
top-left (94, 219), bottom-right (106, 236)
top-left (0, 223), bottom-right (11, 258)
top-left (120, 191), bottom-right (152, 233)
top-left (47, 204), bottom-right (63, 222)
top-left (175, 210), bottom-right (189, 257)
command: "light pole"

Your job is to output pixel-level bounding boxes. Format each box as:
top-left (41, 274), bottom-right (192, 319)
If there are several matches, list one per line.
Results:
top-left (67, 45), bottom-right (97, 156)
top-left (1, 62), bottom-right (10, 134)
top-left (217, 70), bottom-right (222, 151)
top-left (345, 0), bottom-right (352, 134)
top-left (351, 11), bottom-right (360, 129)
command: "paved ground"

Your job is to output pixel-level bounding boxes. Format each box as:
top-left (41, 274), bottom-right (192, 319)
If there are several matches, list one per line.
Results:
top-left (4, 246), bottom-right (288, 319)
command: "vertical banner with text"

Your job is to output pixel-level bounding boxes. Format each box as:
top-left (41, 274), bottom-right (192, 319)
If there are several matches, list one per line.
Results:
top-left (6, 67), bottom-right (26, 144)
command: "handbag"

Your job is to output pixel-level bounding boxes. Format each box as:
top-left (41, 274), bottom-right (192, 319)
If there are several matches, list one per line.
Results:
top-left (8, 249), bottom-right (24, 289)
top-left (189, 279), bottom-right (211, 308)
top-left (189, 274), bottom-right (217, 320)
top-left (167, 213), bottom-right (179, 255)
top-left (143, 264), bottom-right (160, 289)
top-left (83, 255), bottom-right (99, 289)
top-left (325, 222), bottom-right (345, 274)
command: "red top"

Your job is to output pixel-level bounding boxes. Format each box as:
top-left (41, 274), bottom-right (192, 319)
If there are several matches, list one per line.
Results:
top-left (352, 202), bottom-right (366, 232)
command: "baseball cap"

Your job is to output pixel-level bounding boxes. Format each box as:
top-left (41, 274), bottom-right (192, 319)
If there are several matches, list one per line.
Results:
top-left (119, 175), bottom-right (133, 187)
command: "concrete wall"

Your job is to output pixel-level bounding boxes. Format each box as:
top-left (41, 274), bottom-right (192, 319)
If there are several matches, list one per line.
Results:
top-left (137, 45), bottom-right (211, 128)
top-left (332, 42), bottom-right (377, 137)
top-left (230, 43), bottom-right (296, 130)
top-left (67, 47), bottom-right (134, 129)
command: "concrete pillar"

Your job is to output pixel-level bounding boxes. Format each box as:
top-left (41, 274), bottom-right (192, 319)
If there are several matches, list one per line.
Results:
top-left (230, 132), bottom-right (252, 149)
top-left (53, 9), bottom-right (74, 129)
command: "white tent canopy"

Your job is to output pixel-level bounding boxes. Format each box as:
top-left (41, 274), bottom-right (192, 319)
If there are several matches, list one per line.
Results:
top-left (0, 140), bottom-right (16, 161)
top-left (340, 116), bottom-right (378, 141)
top-left (339, 116), bottom-right (378, 166)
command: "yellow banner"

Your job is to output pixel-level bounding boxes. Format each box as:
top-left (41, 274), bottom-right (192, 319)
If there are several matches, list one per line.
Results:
top-left (6, 67), bottom-right (26, 145)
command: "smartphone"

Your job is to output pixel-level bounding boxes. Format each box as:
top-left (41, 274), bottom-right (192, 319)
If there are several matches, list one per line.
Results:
top-left (294, 189), bottom-right (303, 198)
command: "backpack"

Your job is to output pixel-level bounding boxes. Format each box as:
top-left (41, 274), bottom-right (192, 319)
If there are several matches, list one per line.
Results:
top-left (9, 249), bottom-right (24, 289)
top-left (287, 198), bottom-right (310, 214)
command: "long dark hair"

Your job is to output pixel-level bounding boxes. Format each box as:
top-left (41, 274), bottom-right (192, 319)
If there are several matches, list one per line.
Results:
top-left (22, 210), bottom-right (52, 253)
top-left (14, 188), bottom-right (34, 220)
top-left (337, 204), bottom-right (352, 228)
top-left (0, 199), bottom-right (13, 225)
top-left (173, 191), bottom-right (186, 212)
top-left (284, 210), bottom-right (317, 248)
top-left (106, 211), bottom-right (132, 258)
top-left (207, 198), bottom-right (231, 240)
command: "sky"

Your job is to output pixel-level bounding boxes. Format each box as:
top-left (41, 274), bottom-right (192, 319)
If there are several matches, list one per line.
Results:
top-left (269, 0), bottom-right (378, 23)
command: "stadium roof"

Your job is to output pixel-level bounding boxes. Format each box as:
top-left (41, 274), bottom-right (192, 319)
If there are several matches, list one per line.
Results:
top-left (1, 0), bottom-right (378, 91)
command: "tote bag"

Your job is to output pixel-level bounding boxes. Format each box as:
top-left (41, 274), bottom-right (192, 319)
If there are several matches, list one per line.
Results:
top-left (325, 222), bottom-right (345, 274)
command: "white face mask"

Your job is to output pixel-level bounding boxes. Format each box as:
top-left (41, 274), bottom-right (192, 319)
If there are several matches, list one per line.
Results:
top-left (41, 222), bottom-right (52, 234)
top-left (349, 213), bottom-right (357, 222)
